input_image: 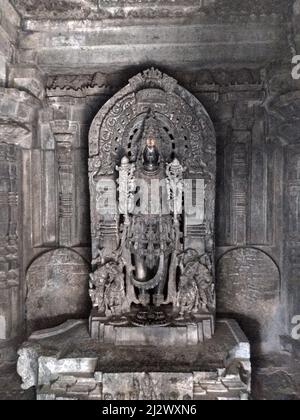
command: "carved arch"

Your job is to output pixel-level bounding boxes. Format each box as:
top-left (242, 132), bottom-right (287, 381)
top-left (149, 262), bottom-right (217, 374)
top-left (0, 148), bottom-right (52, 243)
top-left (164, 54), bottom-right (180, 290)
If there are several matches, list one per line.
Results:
top-left (89, 68), bottom-right (216, 177)
top-left (216, 247), bottom-right (281, 343)
top-left (25, 248), bottom-right (90, 333)
top-left (88, 68), bottom-right (217, 258)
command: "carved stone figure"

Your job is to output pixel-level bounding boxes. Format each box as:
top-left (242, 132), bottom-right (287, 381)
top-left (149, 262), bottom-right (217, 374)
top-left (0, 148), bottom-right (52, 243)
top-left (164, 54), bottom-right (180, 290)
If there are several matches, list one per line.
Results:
top-left (176, 249), bottom-right (215, 318)
top-left (176, 271), bottom-right (199, 319)
top-left (166, 158), bottom-right (185, 217)
top-left (89, 261), bottom-right (128, 320)
top-left (88, 69), bottom-right (216, 329)
top-left (140, 374), bottom-right (157, 400)
top-left (116, 156), bottom-right (136, 216)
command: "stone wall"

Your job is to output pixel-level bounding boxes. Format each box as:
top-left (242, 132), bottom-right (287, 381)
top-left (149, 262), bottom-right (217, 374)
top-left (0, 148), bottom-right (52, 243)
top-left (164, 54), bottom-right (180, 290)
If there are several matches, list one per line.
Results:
top-left (28, 65), bottom-right (293, 354)
top-left (0, 0), bottom-right (300, 399)
top-left (0, 0), bottom-right (20, 86)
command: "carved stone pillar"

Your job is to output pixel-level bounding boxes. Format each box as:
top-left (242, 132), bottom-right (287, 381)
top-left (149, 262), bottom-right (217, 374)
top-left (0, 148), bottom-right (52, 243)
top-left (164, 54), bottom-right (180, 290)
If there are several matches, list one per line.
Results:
top-left (268, 91), bottom-right (300, 336)
top-left (0, 143), bottom-right (19, 340)
top-left (0, 88), bottom-right (40, 362)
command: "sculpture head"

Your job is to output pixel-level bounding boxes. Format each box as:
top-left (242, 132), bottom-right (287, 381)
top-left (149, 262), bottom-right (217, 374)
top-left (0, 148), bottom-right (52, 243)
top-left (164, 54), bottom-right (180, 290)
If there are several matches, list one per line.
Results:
top-left (143, 138), bottom-right (160, 173)
top-left (183, 261), bottom-right (198, 278)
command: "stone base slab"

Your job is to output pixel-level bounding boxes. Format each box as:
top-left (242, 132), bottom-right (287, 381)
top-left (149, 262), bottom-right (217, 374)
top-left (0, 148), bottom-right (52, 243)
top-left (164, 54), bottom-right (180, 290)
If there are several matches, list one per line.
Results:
top-left (17, 319), bottom-right (251, 401)
top-left (90, 312), bottom-right (215, 345)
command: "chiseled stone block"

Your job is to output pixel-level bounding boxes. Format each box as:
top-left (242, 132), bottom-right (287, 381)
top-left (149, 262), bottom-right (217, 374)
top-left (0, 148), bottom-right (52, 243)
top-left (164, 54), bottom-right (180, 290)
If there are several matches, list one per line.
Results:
top-left (38, 357), bottom-right (98, 386)
top-left (90, 316), bottom-right (214, 346)
top-left (102, 372), bottom-right (194, 401)
top-left (17, 319), bottom-right (251, 400)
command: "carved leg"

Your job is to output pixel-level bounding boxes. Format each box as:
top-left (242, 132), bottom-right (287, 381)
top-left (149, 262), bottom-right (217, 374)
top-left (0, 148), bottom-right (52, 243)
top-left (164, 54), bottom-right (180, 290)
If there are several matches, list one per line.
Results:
top-left (134, 256), bottom-right (151, 306)
top-left (154, 260), bottom-right (168, 307)
top-left (139, 290), bottom-right (150, 307)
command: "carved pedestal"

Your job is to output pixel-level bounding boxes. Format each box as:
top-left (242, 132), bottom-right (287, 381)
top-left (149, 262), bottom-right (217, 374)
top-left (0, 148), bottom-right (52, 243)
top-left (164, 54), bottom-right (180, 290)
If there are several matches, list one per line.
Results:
top-left (90, 309), bottom-right (214, 345)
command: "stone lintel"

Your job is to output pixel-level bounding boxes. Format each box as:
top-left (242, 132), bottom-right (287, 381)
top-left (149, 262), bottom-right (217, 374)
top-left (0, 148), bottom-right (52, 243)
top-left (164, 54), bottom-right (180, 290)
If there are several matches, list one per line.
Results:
top-left (16, 22), bottom-right (287, 73)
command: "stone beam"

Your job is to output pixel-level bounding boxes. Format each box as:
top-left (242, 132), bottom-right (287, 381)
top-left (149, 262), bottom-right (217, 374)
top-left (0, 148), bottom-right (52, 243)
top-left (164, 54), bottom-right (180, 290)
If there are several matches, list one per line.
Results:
top-left (17, 19), bottom-right (288, 74)
top-left (0, 0), bottom-right (21, 85)
top-left (0, 88), bottom-right (41, 148)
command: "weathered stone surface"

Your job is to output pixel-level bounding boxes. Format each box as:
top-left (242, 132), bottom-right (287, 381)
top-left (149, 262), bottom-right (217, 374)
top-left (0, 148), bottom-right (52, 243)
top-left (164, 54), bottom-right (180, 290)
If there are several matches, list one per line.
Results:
top-left (25, 249), bottom-right (90, 332)
top-left (103, 372), bottom-right (194, 400)
top-left (17, 345), bottom-right (40, 390)
top-left (217, 248), bottom-right (280, 347)
top-left (17, 318), bottom-right (250, 400)
top-left (38, 357), bottom-right (98, 386)
top-left (10, 0), bottom-right (291, 21)
top-left (0, 1), bottom-right (20, 87)
top-left (0, 0), bottom-right (299, 402)
top-left (17, 22), bottom-right (287, 73)
top-left (8, 66), bottom-right (45, 100)
top-left (90, 317), bottom-right (214, 346)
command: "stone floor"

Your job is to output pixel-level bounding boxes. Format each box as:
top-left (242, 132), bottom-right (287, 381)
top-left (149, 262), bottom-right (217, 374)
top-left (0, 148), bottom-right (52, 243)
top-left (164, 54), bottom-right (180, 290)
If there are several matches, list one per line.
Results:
top-left (18, 319), bottom-right (248, 374)
top-left (1, 323), bottom-right (300, 400)
top-left (0, 367), bottom-right (34, 400)
top-left (15, 319), bottom-right (250, 400)
top-left (2, 365), bottom-right (299, 400)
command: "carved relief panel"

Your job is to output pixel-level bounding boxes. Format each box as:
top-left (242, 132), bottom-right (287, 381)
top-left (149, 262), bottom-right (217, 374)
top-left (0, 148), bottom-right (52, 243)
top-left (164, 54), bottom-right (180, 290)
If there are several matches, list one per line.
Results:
top-left (284, 144), bottom-right (300, 320)
top-left (0, 143), bottom-right (20, 340)
top-left (217, 248), bottom-right (280, 344)
top-left (26, 249), bottom-right (90, 333)
top-left (216, 105), bottom-right (273, 248)
top-left (268, 90), bottom-right (300, 329)
top-left (32, 119), bottom-right (90, 248)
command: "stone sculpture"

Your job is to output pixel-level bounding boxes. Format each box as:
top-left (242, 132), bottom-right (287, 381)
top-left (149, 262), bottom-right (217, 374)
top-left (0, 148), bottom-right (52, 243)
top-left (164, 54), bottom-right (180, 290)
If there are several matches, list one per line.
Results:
top-left (88, 69), bottom-right (217, 331)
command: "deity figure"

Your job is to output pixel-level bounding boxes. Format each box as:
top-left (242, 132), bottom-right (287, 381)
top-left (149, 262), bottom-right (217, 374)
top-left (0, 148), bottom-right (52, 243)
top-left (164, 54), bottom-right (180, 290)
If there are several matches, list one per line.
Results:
top-left (118, 133), bottom-right (179, 309)
top-left (140, 374), bottom-right (157, 400)
top-left (166, 158), bottom-right (185, 217)
top-left (176, 269), bottom-right (199, 319)
top-left (89, 103), bottom-right (215, 328)
top-left (89, 261), bottom-right (128, 319)
top-left (142, 138), bottom-right (160, 174)
top-left (116, 156), bottom-right (136, 217)
top-left (176, 250), bottom-right (215, 318)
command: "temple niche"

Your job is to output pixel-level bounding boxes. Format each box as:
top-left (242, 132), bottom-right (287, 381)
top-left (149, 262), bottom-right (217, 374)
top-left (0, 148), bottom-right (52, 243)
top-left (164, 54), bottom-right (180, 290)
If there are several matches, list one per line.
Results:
top-left (16, 70), bottom-right (251, 400)
top-left (1, 0), bottom-right (300, 402)
top-left (88, 69), bottom-right (216, 341)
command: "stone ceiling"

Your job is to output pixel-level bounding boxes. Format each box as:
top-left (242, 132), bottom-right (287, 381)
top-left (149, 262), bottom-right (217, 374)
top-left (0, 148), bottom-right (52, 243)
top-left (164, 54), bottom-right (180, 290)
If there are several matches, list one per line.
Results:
top-left (9, 0), bottom-right (293, 21)
top-left (4, 0), bottom-right (297, 75)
